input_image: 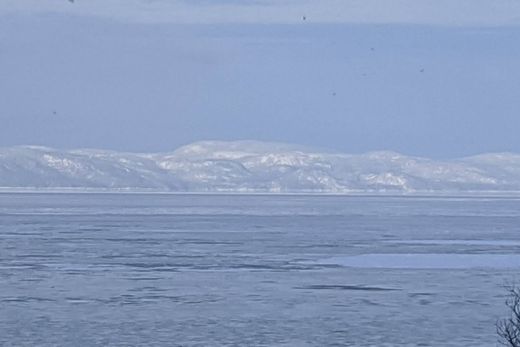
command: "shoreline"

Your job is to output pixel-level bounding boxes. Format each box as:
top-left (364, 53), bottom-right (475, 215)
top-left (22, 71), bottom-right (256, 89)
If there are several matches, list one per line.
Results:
top-left (1, 188), bottom-right (520, 199)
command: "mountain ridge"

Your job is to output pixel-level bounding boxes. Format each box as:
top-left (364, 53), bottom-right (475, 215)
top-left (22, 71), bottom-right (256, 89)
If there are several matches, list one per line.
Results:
top-left (1, 141), bottom-right (520, 194)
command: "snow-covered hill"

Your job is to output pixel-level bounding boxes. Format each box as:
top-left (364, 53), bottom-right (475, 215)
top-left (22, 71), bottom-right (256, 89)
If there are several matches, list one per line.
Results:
top-left (1, 141), bottom-right (520, 194)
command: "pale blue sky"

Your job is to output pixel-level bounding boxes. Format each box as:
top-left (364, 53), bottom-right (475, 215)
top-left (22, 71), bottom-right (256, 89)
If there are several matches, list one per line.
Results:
top-left (1, 1), bottom-right (520, 158)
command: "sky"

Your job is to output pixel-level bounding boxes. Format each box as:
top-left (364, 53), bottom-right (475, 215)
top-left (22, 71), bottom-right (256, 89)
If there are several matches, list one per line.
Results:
top-left (1, 0), bottom-right (520, 158)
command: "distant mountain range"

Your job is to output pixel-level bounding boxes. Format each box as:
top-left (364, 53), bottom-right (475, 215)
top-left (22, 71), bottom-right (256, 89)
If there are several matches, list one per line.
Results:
top-left (1, 141), bottom-right (520, 194)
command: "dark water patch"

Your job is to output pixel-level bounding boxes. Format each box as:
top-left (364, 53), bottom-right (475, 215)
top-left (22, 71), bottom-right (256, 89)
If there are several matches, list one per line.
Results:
top-left (2, 263), bottom-right (49, 270)
top-left (230, 263), bottom-right (282, 270)
top-left (0, 232), bottom-right (43, 236)
top-left (100, 254), bottom-right (135, 260)
top-left (358, 298), bottom-right (385, 306)
top-left (58, 230), bottom-right (85, 234)
top-left (173, 254), bottom-right (206, 259)
top-left (104, 238), bottom-right (162, 244)
top-left (227, 261), bottom-right (317, 271)
top-left (95, 294), bottom-right (218, 305)
top-left (177, 240), bottom-right (243, 246)
top-left (102, 253), bottom-right (204, 260)
top-left (64, 270), bottom-right (93, 275)
top-left (100, 254), bottom-right (170, 260)
top-left (19, 278), bottom-right (45, 282)
top-left (312, 263), bottom-right (344, 269)
top-left (119, 262), bottom-right (183, 269)
top-left (51, 237), bottom-right (103, 242)
top-left (182, 298), bottom-right (221, 305)
top-left (408, 292), bottom-right (436, 298)
top-left (295, 285), bottom-right (399, 292)
top-left (124, 277), bottom-right (162, 281)
top-left (102, 294), bottom-right (141, 305)
top-left (295, 244), bottom-right (342, 249)
top-left (128, 286), bottom-right (168, 293)
top-left (1, 296), bottom-right (56, 303)
top-left (228, 263), bottom-right (309, 271)
top-left (17, 254), bottom-right (63, 259)
top-left (154, 267), bottom-right (181, 272)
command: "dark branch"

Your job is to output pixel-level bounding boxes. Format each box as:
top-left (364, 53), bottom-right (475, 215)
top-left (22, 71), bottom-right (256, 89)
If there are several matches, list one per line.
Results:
top-left (498, 284), bottom-right (520, 347)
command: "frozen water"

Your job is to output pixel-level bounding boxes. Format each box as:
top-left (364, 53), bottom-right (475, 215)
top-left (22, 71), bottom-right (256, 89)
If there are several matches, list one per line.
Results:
top-left (385, 239), bottom-right (520, 246)
top-left (1, 193), bottom-right (520, 346)
top-left (316, 254), bottom-right (520, 269)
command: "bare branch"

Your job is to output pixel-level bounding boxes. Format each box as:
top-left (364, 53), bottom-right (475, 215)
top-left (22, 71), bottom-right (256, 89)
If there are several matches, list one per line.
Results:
top-left (498, 284), bottom-right (520, 347)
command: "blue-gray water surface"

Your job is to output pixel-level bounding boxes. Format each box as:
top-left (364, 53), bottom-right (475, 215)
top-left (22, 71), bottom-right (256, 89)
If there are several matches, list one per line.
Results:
top-left (1, 193), bottom-right (520, 346)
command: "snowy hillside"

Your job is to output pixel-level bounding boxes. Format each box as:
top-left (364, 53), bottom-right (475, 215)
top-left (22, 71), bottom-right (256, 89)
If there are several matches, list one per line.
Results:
top-left (1, 141), bottom-right (520, 194)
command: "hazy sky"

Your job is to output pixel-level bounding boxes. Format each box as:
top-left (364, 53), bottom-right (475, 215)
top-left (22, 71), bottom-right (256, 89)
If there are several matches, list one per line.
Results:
top-left (1, 0), bottom-right (520, 158)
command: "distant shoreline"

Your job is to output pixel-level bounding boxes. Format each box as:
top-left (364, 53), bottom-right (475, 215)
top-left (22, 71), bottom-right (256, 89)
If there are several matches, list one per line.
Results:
top-left (1, 188), bottom-right (520, 199)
